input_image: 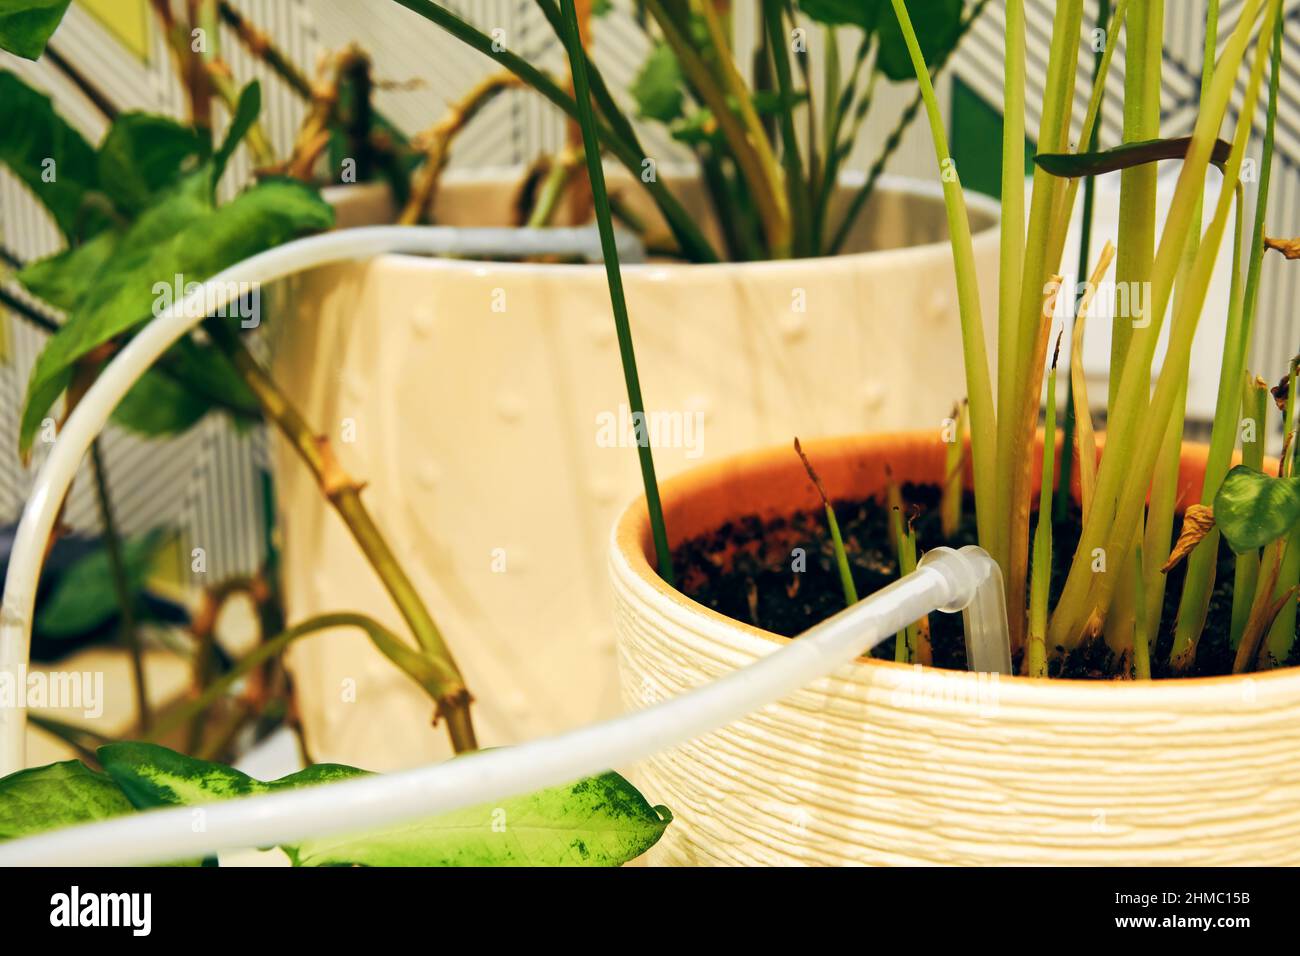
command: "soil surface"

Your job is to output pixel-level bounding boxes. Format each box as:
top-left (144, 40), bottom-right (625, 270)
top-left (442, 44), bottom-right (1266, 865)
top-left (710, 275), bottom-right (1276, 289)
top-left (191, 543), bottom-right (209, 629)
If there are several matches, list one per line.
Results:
top-left (672, 482), bottom-right (1300, 679)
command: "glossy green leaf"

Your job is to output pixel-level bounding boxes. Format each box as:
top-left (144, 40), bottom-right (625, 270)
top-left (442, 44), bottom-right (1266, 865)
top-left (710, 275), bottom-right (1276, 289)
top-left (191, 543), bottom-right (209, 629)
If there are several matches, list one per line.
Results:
top-left (99, 742), bottom-right (672, 867)
top-left (293, 772), bottom-right (672, 867)
top-left (18, 176), bottom-right (333, 455)
top-left (800, 0), bottom-right (884, 30)
top-left (97, 113), bottom-right (203, 215)
top-left (0, 70), bottom-right (100, 238)
top-left (1035, 136), bottom-right (1233, 179)
top-left (631, 41), bottom-right (684, 123)
top-left (212, 81), bottom-right (261, 188)
top-left (876, 0), bottom-right (963, 82)
top-left (0, 760), bottom-right (133, 841)
top-left (1214, 465), bottom-right (1300, 554)
top-left (37, 529), bottom-right (165, 637)
top-left (0, 0), bottom-right (71, 60)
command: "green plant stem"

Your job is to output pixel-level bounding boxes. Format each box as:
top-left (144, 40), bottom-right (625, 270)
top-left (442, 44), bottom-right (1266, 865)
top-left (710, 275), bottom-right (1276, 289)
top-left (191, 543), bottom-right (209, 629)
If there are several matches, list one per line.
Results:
top-left (941, 400), bottom-right (967, 539)
top-left (761, 0), bottom-right (810, 257)
top-left (1142, 0), bottom-right (1215, 663)
top-left (998, 0), bottom-right (1026, 551)
top-left (394, 0), bottom-right (719, 262)
top-left (29, 713), bottom-right (116, 764)
top-left (525, 152), bottom-right (578, 228)
top-left (1055, 0), bottom-right (1110, 524)
top-left (560, 0), bottom-right (674, 585)
top-left (150, 612), bottom-right (437, 741)
top-left (998, 0), bottom-right (1082, 580)
top-left (1133, 544), bottom-right (1151, 678)
top-left (1265, 359), bottom-right (1300, 666)
top-left (891, 508), bottom-right (919, 663)
top-left (89, 439), bottom-right (151, 734)
top-left (217, 0), bottom-right (313, 99)
top-left (1027, 352), bottom-right (1059, 678)
top-left (1048, 0), bottom-right (1271, 649)
top-left (699, 0), bottom-right (789, 254)
top-left (203, 319), bottom-right (477, 752)
top-left (642, 0), bottom-right (788, 257)
top-left (887, 0), bottom-right (997, 560)
top-left (827, 0), bottom-right (988, 257)
top-left (1235, 360), bottom-right (1297, 672)
top-left (1230, 374), bottom-right (1269, 648)
top-left (795, 438), bottom-right (856, 607)
top-left (1107, 0), bottom-right (1162, 414)
top-left (1171, 3), bottom-right (1281, 669)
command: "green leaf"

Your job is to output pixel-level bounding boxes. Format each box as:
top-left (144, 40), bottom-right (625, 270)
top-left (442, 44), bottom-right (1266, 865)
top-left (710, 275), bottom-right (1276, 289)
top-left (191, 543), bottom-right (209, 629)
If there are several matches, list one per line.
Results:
top-left (876, 0), bottom-right (963, 82)
top-left (0, 760), bottom-right (133, 841)
top-left (0, 0), bottom-right (71, 59)
top-left (99, 742), bottom-right (672, 867)
top-left (800, 0), bottom-right (885, 29)
top-left (112, 337), bottom-right (259, 437)
top-left (1035, 136), bottom-right (1233, 179)
top-left (294, 772), bottom-right (673, 867)
top-left (16, 229), bottom-right (120, 312)
top-left (97, 113), bottom-right (203, 215)
top-left (212, 81), bottom-right (261, 189)
top-left (18, 176), bottom-right (333, 456)
top-left (631, 41), bottom-right (684, 123)
top-left (0, 70), bottom-right (99, 238)
top-left (111, 367), bottom-right (212, 437)
top-left (1214, 465), bottom-right (1300, 554)
top-left (36, 529), bottom-right (165, 637)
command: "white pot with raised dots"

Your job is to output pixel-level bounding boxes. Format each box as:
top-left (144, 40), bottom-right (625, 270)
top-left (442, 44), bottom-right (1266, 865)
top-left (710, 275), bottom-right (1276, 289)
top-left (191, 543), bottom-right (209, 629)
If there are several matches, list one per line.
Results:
top-left (269, 169), bottom-right (1000, 769)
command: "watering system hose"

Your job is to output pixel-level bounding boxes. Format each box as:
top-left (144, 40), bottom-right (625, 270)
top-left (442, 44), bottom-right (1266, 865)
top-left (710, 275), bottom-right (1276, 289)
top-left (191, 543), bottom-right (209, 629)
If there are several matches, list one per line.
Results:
top-left (0, 227), bottom-right (1006, 865)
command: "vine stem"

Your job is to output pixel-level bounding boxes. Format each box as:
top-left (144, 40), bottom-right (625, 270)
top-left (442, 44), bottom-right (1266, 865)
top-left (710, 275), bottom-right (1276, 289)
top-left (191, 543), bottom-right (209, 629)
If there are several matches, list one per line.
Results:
top-left (203, 319), bottom-right (477, 753)
top-left (89, 439), bottom-right (151, 733)
top-left (150, 612), bottom-right (439, 742)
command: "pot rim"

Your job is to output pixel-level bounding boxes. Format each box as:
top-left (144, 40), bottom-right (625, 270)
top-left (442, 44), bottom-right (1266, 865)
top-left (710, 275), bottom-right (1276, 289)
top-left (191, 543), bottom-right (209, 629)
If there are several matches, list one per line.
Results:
top-left (611, 429), bottom-right (1300, 703)
top-left (324, 172), bottom-right (1000, 277)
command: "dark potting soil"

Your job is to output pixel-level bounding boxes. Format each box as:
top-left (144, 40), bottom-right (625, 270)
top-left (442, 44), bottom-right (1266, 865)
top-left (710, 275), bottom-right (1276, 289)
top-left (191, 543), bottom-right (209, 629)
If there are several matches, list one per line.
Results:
top-left (672, 483), bottom-right (1300, 679)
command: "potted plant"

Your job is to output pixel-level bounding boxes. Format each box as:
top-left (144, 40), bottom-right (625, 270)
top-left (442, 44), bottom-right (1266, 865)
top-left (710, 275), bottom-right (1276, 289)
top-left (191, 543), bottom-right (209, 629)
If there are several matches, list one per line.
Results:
top-left (269, 0), bottom-right (1004, 770)
top-left (0, 2), bottom-right (675, 865)
top-left (609, 0), bottom-right (1300, 864)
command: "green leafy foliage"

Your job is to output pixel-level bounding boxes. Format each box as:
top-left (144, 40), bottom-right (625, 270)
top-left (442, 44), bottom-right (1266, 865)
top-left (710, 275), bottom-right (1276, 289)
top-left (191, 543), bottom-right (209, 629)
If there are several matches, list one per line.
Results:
top-left (800, 0), bottom-right (884, 30)
top-left (0, 760), bottom-right (133, 841)
top-left (16, 230), bottom-right (119, 311)
top-left (17, 175), bottom-right (333, 454)
top-left (95, 742), bottom-right (671, 866)
top-left (1214, 465), bottom-right (1300, 554)
top-left (631, 40), bottom-right (684, 122)
top-left (111, 337), bottom-right (259, 437)
top-left (0, 0), bottom-right (71, 60)
top-left (96, 113), bottom-right (203, 215)
top-left (36, 529), bottom-right (165, 637)
top-left (0, 70), bottom-right (100, 239)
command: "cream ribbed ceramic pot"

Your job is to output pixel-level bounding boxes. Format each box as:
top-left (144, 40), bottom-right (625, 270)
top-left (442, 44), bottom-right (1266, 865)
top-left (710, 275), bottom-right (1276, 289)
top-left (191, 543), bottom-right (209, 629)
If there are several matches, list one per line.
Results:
top-left (271, 172), bottom-right (999, 770)
top-left (611, 431), bottom-right (1300, 865)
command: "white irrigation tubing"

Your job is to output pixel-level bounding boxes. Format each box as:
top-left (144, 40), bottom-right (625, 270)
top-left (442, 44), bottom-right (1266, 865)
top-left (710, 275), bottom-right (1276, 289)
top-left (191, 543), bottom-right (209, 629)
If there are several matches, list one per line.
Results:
top-left (0, 224), bottom-right (634, 775)
top-left (0, 227), bottom-right (1004, 865)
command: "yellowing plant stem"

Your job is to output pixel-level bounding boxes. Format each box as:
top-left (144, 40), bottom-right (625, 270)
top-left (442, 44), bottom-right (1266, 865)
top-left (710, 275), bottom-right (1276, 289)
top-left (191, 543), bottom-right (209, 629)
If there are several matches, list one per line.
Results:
top-left (1027, 350), bottom-right (1060, 678)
